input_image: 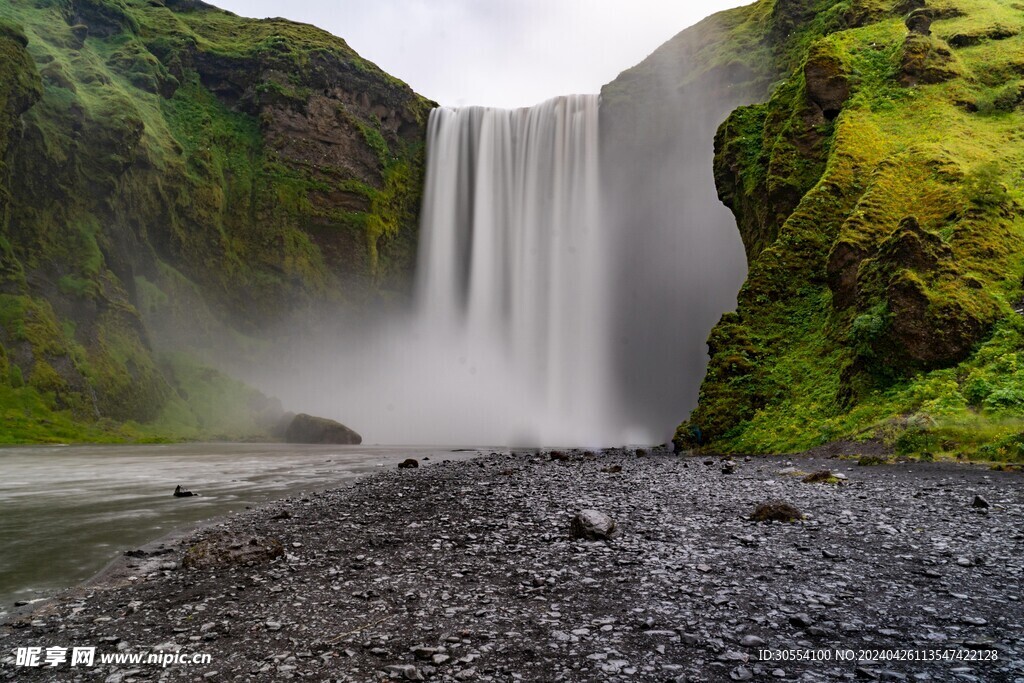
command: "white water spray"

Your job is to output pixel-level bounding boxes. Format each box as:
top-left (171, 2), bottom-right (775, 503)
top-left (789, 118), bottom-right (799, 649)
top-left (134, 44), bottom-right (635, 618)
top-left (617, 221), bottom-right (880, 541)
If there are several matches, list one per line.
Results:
top-left (243, 86), bottom-right (745, 447)
top-left (413, 95), bottom-right (620, 445)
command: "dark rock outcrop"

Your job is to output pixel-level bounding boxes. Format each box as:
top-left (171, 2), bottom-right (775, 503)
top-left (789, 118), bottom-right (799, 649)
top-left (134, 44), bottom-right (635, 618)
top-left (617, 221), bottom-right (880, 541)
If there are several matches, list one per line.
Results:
top-left (285, 413), bottom-right (362, 445)
top-left (905, 9), bottom-right (933, 36)
top-left (804, 47), bottom-right (850, 119)
top-left (899, 34), bottom-right (961, 86)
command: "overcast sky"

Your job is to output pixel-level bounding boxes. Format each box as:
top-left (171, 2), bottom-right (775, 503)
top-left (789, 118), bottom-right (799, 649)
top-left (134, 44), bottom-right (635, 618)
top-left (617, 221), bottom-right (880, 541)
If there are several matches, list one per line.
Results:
top-left (208, 0), bottom-right (749, 108)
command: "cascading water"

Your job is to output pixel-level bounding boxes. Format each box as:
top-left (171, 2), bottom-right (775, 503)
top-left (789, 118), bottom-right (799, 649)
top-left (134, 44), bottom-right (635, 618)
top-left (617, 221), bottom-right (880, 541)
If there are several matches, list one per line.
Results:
top-left (414, 95), bottom-right (617, 445)
top-left (245, 81), bottom-right (747, 447)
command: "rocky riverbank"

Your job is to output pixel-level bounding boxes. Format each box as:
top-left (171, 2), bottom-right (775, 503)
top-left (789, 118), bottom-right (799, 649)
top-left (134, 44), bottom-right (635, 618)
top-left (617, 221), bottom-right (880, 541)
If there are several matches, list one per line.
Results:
top-left (2, 449), bottom-right (1023, 682)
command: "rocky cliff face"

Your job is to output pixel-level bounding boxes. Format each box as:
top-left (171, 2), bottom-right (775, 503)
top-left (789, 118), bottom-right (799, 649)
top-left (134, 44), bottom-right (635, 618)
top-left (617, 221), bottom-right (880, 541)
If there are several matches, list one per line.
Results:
top-left (0, 0), bottom-right (432, 441)
top-left (599, 3), bottom-right (777, 435)
top-left (674, 0), bottom-right (1024, 461)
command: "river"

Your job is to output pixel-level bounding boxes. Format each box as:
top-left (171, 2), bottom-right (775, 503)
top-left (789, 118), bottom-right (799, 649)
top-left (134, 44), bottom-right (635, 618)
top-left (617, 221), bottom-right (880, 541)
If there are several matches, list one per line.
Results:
top-left (0, 443), bottom-right (480, 615)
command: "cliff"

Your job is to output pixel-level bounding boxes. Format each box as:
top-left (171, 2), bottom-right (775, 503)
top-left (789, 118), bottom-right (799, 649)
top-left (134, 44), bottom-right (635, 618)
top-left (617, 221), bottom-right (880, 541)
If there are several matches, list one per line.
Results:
top-left (670, 0), bottom-right (1024, 461)
top-left (0, 0), bottom-right (432, 442)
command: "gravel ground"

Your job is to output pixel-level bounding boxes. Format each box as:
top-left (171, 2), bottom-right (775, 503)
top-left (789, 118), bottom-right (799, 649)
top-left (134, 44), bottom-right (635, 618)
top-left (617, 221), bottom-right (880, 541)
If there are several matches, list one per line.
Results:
top-left (2, 449), bottom-right (1023, 683)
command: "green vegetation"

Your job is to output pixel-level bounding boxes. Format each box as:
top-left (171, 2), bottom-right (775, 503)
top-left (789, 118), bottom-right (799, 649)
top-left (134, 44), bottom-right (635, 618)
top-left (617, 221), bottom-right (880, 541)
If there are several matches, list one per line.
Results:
top-left (0, 0), bottom-right (432, 443)
top-left (677, 0), bottom-right (1024, 463)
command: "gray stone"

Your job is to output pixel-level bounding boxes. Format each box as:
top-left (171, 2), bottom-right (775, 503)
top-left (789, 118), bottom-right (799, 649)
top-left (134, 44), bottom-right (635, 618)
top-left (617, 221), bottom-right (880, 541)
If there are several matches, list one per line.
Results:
top-left (570, 510), bottom-right (616, 541)
top-left (740, 635), bottom-right (765, 648)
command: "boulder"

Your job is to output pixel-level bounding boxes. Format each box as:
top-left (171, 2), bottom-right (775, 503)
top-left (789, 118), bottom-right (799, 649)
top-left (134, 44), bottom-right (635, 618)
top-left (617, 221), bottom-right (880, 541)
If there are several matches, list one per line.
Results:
top-left (570, 510), bottom-right (616, 540)
top-left (398, 458), bottom-right (419, 469)
top-left (284, 413), bottom-right (362, 445)
top-left (173, 485), bottom-right (196, 498)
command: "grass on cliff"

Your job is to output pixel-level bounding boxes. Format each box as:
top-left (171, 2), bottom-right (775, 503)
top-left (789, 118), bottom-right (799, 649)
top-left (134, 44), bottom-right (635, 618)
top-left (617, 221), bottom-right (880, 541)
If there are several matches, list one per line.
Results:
top-left (683, 0), bottom-right (1024, 462)
top-left (0, 0), bottom-right (430, 443)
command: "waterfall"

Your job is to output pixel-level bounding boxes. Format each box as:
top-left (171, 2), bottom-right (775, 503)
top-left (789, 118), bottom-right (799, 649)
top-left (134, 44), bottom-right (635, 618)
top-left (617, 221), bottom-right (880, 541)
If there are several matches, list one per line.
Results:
top-left (414, 95), bottom-right (616, 446)
top-left (248, 88), bottom-right (747, 447)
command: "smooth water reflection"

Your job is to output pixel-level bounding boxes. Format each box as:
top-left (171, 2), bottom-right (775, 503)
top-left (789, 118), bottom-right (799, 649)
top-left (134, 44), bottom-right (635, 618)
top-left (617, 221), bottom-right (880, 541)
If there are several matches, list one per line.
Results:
top-left (0, 443), bottom-right (477, 613)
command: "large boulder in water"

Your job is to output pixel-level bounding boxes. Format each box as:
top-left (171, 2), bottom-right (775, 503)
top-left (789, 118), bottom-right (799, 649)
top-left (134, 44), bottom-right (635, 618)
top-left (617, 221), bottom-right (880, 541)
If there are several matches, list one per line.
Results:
top-left (284, 413), bottom-right (362, 445)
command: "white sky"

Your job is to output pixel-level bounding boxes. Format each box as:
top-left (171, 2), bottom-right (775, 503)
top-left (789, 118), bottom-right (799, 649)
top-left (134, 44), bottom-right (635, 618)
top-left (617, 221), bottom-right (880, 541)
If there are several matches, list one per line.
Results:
top-left (208, 0), bottom-right (749, 108)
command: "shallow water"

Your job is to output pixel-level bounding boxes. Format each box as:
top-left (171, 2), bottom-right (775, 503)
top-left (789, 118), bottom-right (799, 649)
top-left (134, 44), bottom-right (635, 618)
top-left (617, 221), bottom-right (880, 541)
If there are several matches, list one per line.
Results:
top-left (0, 443), bottom-right (477, 613)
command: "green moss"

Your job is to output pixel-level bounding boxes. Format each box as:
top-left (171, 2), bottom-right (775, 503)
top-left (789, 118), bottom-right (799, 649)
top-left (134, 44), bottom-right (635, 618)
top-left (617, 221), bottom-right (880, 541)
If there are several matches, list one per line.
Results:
top-left (681, 0), bottom-right (1024, 463)
top-left (137, 352), bottom-right (281, 441)
top-left (0, 0), bottom-right (431, 443)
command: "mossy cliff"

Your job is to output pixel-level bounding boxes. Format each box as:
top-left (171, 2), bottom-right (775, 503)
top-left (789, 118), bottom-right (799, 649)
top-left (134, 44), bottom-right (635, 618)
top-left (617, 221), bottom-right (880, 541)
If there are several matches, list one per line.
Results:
top-left (0, 0), bottom-right (432, 442)
top-left (670, 0), bottom-right (1024, 461)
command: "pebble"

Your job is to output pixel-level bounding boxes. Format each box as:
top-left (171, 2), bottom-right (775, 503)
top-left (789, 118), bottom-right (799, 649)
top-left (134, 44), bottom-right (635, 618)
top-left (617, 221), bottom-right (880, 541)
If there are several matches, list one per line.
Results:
top-left (3, 451), bottom-right (1021, 683)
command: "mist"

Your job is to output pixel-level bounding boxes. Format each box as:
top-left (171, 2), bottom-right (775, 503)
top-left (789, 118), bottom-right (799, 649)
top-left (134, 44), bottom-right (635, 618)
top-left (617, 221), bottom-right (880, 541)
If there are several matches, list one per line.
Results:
top-left (237, 81), bottom-right (753, 446)
top-left (192, 15), bottom-right (762, 448)
top-left (600, 42), bottom-right (756, 438)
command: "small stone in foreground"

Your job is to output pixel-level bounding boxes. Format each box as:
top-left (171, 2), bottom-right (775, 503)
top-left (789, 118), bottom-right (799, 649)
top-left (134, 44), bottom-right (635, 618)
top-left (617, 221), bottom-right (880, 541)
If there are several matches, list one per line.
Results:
top-left (740, 634), bottom-right (765, 648)
top-left (750, 500), bottom-right (803, 523)
top-left (789, 613), bottom-right (815, 628)
top-left (972, 494), bottom-right (990, 509)
top-left (398, 458), bottom-right (420, 469)
top-left (570, 510), bottom-right (616, 540)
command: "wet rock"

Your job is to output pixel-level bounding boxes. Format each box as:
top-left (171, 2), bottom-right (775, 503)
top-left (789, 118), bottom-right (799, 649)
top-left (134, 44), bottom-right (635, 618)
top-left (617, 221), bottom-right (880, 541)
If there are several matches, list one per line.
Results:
top-left (173, 485), bottom-right (196, 498)
top-left (385, 664), bottom-right (424, 681)
top-left (730, 665), bottom-right (754, 681)
top-left (722, 460), bottom-right (738, 475)
top-left (790, 614), bottom-right (815, 628)
top-left (6, 451), bottom-right (1024, 683)
top-left (181, 533), bottom-right (284, 570)
top-left (284, 413), bottom-right (362, 445)
top-left (803, 470), bottom-right (839, 484)
top-left (740, 635), bottom-right (766, 648)
top-left (570, 510), bottom-right (616, 540)
top-left (398, 459), bottom-right (420, 469)
top-left (972, 495), bottom-right (990, 509)
top-left (751, 500), bottom-right (803, 523)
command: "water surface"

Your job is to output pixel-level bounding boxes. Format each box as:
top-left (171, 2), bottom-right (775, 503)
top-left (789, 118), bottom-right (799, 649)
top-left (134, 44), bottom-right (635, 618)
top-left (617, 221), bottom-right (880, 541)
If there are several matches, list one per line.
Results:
top-left (0, 443), bottom-right (475, 614)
